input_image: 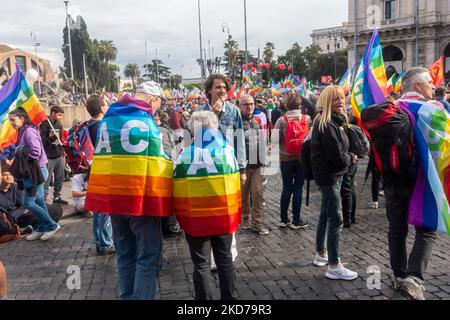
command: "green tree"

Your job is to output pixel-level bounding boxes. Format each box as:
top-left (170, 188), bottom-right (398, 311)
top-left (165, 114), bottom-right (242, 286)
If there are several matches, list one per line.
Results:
top-left (62, 16), bottom-right (101, 92)
top-left (165, 74), bottom-right (182, 89)
top-left (223, 38), bottom-right (240, 81)
top-left (96, 40), bottom-right (118, 91)
top-left (124, 63), bottom-right (141, 91)
top-left (143, 59), bottom-right (171, 83)
top-left (263, 42), bottom-right (275, 64)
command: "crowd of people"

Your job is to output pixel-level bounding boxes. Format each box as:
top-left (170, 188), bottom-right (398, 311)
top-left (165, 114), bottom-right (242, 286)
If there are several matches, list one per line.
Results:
top-left (0, 68), bottom-right (450, 301)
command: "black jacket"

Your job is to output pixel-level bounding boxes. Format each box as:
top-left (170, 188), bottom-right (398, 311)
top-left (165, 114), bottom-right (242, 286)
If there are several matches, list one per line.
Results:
top-left (242, 114), bottom-right (266, 172)
top-left (40, 119), bottom-right (64, 159)
top-left (10, 147), bottom-right (45, 196)
top-left (311, 113), bottom-right (353, 186)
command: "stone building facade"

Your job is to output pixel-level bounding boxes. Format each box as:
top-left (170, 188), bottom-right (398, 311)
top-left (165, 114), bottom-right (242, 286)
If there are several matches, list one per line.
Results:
top-left (344, 0), bottom-right (450, 80)
top-left (310, 26), bottom-right (348, 53)
top-left (0, 44), bottom-right (56, 82)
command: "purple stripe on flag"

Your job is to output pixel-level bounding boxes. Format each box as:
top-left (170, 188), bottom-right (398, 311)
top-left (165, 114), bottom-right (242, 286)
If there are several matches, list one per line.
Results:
top-left (0, 68), bottom-right (21, 101)
top-left (408, 166), bottom-right (426, 226)
top-left (364, 30), bottom-right (385, 104)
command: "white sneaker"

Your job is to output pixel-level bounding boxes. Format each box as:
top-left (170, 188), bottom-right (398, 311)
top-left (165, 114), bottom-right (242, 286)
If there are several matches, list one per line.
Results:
top-left (325, 263), bottom-right (358, 281)
top-left (313, 254), bottom-right (328, 267)
top-left (40, 225), bottom-right (61, 241)
top-left (370, 201), bottom-right (379, 209)
top-left (26, 231), bottom-right (44, 241)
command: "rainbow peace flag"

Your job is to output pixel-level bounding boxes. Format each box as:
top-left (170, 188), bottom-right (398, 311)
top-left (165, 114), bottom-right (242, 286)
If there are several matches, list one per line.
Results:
top-left (85, 95), bottom-right (173, 217)
top-left (0, 67), bottom-right (47, 149)
top-left (351, 29), bottom-right (388, 126)
top-left (339, 62), bottom-right (355, 96)
top-left (242, 70), bottom-right (252, 86)
top-left (393, 71), bottom-right (405, 93)
top-left (399, 100), bottom-right (450, 235)
top-left (173, 130), bottom-right (241, 237)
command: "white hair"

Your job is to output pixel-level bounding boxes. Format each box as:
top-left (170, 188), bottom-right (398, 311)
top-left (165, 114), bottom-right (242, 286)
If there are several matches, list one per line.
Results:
top-left (401, 67), bottom-right (431, 93)
top-left (188, 111), bottom-right (218, 134)
top-left (239, 94), bottom-right (254, 104)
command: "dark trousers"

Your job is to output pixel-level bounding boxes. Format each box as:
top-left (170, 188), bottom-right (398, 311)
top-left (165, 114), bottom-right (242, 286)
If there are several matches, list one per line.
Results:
top-left (371, 165), bottom-right (381, 202)
top-left (341, 163), bottom-right (357, 223)
top-left (384, 183), bottom-right (437, 280)
top-left (185, 233), bottom-right (236, 300)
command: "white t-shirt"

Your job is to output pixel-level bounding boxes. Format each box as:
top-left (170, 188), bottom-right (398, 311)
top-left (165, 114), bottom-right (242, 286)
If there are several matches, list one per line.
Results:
top-left (71, 174), bottom-right (88, 209)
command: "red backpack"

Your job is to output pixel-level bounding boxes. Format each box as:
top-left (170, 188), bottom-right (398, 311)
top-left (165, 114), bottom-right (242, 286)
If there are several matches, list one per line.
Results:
top-left (283, 114), bottom-right (309, 155)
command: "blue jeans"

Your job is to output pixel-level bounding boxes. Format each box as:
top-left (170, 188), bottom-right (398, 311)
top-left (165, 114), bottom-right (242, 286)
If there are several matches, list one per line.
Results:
top-left (110, 214), bottom-right (163, 300)
top-left (280, 160), bottom-right (305, 224)
top-left (316, 179), bottom-right (343, 265)
top-left (21, 167), bottom-right (59, 233)
top-left (92, 213), bottom-right (113, 251)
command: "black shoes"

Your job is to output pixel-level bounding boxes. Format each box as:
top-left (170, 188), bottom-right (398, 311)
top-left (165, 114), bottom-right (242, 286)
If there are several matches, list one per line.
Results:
top-left (53, 197), bottom-right (69, 205)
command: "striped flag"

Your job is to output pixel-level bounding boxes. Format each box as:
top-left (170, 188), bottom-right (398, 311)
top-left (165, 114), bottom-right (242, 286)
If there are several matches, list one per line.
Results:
top-left (351, 29), bottom-right (388, 126)
top-left (339, 62), bottom-right (355, 96)
top-left (386, 73), bottom-right (397, 94)
top-left (173, 130), bottom-right (241, 237)
top-left (399, 99), bottom-right (450, 235)
top-left (85, 95), bottom-right (173, 217)
top-left (0, 66), bottom-right (47, 149)
top-left (393, 71), bottom-right (405, 93)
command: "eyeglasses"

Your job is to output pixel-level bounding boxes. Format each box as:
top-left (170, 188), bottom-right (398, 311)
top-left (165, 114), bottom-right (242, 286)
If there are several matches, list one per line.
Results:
top-left (158, 96), bottom-right (167, 106)
top-left (241, 103), bottom-right (254, 107)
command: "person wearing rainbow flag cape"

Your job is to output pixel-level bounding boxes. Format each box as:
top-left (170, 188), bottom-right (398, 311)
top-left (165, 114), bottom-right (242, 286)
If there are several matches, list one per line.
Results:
top-left (85, 81), bottom-right (171, 300)
top-left (173, 111), bottom-right (240, 300)
top-left (385, 68), bottom-right (437, 300)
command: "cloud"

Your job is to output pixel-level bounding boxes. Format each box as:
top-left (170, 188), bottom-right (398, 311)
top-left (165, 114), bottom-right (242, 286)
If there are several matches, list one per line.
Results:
top-left (0, 0), bottom-right (347, 79)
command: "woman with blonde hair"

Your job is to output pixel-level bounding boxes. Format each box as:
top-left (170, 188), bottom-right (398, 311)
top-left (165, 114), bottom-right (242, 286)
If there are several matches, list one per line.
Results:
top-left (310, 86), bottom-right (358, 280)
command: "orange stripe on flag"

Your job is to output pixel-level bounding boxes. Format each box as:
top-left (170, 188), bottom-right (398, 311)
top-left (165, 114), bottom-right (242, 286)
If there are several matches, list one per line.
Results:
top-left (88, 174), bottom-right (172, 197)
top-left (174, 192), bottom-right (241, 218)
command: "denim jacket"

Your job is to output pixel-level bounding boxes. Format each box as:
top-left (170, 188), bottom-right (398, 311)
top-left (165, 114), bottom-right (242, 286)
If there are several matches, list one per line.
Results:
top-left (197, 101), bottom-right (247, 170)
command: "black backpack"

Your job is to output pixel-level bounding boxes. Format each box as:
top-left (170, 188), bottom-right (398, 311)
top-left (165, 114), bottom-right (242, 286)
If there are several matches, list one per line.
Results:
top-left (361, 102), bottom-right (415, 180)
top-left (347, 124), bottom-right (369, 159)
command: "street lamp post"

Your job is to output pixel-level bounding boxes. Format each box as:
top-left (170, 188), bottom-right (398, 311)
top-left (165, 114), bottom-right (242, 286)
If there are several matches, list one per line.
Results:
top-left (197, 0), bottom-right (206, 82)
top-left (415, 0), bottom-right (419, 66)
top-left (30, 32), bottom-right (41, 95)
top-left (243, 0), bottom-right (248, 64)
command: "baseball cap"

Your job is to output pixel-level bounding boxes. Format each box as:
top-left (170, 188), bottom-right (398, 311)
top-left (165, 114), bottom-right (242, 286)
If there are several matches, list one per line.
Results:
top-left (136, 81), bottom-right (167, 102)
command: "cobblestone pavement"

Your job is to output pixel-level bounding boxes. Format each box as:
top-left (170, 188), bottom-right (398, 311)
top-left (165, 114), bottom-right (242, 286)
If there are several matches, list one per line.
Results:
top-left (1, 160), bottom-right (450, 300)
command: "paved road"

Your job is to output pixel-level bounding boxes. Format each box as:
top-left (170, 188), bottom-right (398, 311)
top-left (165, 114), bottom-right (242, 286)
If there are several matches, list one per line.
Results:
top-left (1, 161), bottom-right (450, 300)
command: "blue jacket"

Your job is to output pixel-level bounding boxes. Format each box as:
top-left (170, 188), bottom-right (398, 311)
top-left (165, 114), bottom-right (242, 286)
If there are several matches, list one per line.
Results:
top-left (196, 101), bottom-right (247, 170)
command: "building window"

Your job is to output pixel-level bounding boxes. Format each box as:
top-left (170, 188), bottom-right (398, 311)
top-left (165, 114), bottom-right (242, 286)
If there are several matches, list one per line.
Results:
top-left (385, 0), bottom-right (396, 20)
top-left (15, 56), bottom-right (26, 72)
top-left (327, 44), bottom-right (330, 51)
top-left (337, 43), bottom-right (340, 50)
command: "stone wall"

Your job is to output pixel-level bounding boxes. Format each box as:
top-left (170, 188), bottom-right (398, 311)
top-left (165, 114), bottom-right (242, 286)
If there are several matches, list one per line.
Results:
top-left (43, 104), bottom-right (91, 129)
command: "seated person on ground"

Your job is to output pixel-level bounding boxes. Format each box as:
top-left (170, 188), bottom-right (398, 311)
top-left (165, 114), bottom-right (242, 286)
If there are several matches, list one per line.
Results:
top-left (0, 167), bottom-right (62, 228)
top-left (71, 173), bottom-right (92, 218)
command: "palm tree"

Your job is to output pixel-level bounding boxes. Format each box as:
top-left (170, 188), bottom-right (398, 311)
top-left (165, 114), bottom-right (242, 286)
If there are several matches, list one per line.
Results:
top-left (97, 40), bottom-right (118, 91)
top-left (263, 42), bottom-right (275, 64)
top-left (224, 39), bottom-right (240, 81)
top-left (124, 63), bottom-right (141, 91)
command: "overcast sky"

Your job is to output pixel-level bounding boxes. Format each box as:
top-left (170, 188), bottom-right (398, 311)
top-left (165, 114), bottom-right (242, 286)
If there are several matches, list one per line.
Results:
top-left (1, 0), bottom-right (348, 79)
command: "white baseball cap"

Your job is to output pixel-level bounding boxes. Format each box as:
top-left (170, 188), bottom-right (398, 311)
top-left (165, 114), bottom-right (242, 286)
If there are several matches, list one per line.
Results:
top-left (136, 81), bottom-right (167, 102)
